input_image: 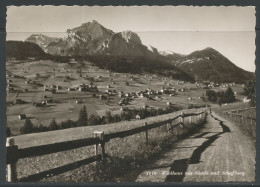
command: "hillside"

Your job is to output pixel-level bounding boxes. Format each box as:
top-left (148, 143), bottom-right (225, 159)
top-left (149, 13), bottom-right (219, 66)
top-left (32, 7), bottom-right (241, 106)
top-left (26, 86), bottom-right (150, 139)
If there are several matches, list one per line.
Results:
top-left (168, 48), bottom-right (254, 82)
top-left (25, 34), bottom-right (62, 52)
top-left (6, 41), bottom-right (46, 60)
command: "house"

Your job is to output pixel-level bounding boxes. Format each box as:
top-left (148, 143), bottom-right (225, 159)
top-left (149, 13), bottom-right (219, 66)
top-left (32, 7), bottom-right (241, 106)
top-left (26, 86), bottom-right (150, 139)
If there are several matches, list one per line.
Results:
top-left (143, 105), bottom-right (149, 108)
top-left (56, 86), bottom-right (62, 90)
top-left (167, 102), bottom-right (172, 105)
top-left (76, 100), bottom-right (83, 104)
top-left (136, 115), bottom-right (141, 120)
top-left (18, 114), bottom-right (26, 120)
top-left (14, 99), bottom-right (23, 104)
top-left (243, 97), bottom-right (251, 103)
top-left (189, 97), bottom-right (192, 100)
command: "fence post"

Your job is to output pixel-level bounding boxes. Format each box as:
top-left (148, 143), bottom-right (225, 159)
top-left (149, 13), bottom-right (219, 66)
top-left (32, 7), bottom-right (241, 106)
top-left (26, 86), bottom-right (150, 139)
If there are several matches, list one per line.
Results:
top-left (94, 131), bottom-right (105, 160)
top-left (6, 137), bottom-right (17, 182)
top-left (145, 122), bottom-right (148, 144)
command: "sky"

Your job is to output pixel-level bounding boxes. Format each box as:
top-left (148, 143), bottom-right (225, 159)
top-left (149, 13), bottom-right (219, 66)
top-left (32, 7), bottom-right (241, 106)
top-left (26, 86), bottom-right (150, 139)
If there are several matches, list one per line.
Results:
top-left (6, 6), bottom-right (256, 72)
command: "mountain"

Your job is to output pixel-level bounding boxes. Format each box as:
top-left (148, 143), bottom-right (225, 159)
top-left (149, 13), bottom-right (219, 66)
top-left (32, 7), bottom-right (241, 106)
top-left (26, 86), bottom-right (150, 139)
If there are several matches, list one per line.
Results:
top-left (22, 21), bottom-right (254, 82)
top-left (6, 41), bottom-right (46, 59)
top-left (25, 34), bottom-right (62, 52)
top-left (26, 20), bottom-right (157, 57)
top-left (168, 47), bottom-right (254, 82)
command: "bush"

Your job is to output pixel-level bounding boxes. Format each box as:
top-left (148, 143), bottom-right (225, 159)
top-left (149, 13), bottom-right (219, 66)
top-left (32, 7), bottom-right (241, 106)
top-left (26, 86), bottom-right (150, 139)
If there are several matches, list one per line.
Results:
top-left (20, 119), bottom-right (34, 134)
top-left (88, 114), bottom-right (102, 126)
top-left (49, 118), bottom-right (59, 130)
top-left (6, 127), bottom-right (11, 137)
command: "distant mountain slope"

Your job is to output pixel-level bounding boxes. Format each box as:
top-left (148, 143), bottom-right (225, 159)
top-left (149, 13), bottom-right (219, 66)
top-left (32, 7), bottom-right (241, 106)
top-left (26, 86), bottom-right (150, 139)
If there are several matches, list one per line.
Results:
top-left (25, 34), bottom-right (62, 52)
top-left (169, 47), bottom-right (254, 82)
top-left (6, 41), bottom-right (46, 59)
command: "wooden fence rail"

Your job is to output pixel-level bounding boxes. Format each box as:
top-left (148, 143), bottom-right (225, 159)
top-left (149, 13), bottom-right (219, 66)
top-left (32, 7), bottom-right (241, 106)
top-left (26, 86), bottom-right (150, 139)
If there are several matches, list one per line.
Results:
top-left (6, 110), bottom-right (206, 182)
top-left (224, 109), bottom-right (256, 121)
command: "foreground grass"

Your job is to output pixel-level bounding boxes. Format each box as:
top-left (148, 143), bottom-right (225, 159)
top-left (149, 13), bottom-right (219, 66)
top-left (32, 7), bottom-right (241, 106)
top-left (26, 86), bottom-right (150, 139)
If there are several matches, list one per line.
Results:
top-left (38, 113), bottom-right (207, 182)
top-left (12, 108), bottom-right (206, 182)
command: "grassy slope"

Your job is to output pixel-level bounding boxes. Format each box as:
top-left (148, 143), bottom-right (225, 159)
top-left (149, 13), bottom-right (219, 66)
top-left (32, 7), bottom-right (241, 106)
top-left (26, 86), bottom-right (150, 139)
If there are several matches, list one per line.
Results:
top-left (12, 108), bottom-right (206, 182)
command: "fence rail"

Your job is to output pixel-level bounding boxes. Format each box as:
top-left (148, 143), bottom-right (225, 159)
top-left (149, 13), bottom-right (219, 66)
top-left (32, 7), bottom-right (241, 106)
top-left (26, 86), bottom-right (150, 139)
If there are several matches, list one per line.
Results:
top-left (6, 110), bottom-right (206, 182)
top-left (224, 107), bottom-right (256, 121)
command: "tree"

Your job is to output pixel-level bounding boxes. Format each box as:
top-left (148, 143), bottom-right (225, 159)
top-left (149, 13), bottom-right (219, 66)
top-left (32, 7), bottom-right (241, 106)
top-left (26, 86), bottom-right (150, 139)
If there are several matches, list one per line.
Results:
top-left (49, 118), bottom-right (59, 130)
top-left (20, 119), bottom-right (34, 134)
top-left (6, 127), bottom-right (11, 137)
top-left (224, 87), bottom-right (236, 103)
top-left (243, 79), bottom-right (255, 106)
top-left (88, 114), bottom-right (102, 126)
top-left (78, 105), bottom-right (88, 126)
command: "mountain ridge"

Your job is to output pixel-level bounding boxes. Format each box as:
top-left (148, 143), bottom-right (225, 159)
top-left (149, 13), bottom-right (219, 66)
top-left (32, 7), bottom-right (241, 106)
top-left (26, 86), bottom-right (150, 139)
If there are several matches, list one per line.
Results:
top-left (19, 20), bottom-right (254, 82)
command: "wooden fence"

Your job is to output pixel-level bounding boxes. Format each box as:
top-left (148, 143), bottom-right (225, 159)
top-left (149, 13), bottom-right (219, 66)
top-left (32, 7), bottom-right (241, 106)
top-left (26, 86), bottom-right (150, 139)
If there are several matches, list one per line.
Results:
top-left (6, 110), bottom-right (206, 182)
top-left (223, 107), bottom-right (256, 123)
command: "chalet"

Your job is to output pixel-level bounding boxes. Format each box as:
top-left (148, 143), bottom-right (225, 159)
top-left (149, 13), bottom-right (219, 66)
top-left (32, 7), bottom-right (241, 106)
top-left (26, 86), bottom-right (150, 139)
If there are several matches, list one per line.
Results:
top-left (167, 102), bottom-right (172, 105)
top-left (188, 97), bottom-right (192, 100)
top-left (18, 114), bottom-right (26, 120)
top-left (243, 97), bottom-right (251, 103)
top-left (79, 87), bottom-right (85, 92)
top-left (14, 99), bottom-right (23, 104)
top-left (76, 100), bottom-right (83, 104)
top-left (136, 115), bottom-right (141, 120)
top-left (56, 86), bottom-right (62, 90)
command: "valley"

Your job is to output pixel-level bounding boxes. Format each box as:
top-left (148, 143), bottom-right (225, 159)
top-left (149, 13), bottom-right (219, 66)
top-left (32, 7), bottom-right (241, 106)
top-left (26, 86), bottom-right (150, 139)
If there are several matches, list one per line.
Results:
top-left (6, 58), bottom-right (246, 135)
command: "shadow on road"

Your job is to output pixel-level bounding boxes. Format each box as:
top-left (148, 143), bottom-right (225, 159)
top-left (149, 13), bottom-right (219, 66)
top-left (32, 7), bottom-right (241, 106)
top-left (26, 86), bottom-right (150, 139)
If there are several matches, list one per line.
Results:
top-left (165, 112), bottom-right (230, 182)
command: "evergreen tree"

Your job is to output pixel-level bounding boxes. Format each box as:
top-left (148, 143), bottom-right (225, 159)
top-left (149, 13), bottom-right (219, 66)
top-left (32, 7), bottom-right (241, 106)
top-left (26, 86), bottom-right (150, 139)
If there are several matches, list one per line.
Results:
top-left (78, 105), bottom-right (88, 126)
top-left (49, 118), bottom-right (59, 130)
top-left (225, 87), bottom-right (236, 103)
top-left (6, 127), bottom-right (11, 137)
top-left (20, 119), bottom-right (34, 134)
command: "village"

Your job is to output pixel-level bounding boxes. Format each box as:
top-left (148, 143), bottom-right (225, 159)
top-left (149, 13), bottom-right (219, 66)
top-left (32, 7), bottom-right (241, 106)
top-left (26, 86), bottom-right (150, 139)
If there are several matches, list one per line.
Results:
top-left (6, 58), bottom-right (246, 135)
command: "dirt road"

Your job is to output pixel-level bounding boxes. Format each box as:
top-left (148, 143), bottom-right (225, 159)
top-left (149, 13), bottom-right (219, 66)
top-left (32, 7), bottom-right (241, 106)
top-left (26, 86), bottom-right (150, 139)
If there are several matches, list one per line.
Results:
top-left (126, 112), bottom-right (255, 182)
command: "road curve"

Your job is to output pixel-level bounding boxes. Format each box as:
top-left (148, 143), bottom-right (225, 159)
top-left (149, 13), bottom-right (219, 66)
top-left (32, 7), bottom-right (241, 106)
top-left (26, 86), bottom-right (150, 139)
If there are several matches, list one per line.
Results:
top-left (131, 111), bottom-right (255, 182)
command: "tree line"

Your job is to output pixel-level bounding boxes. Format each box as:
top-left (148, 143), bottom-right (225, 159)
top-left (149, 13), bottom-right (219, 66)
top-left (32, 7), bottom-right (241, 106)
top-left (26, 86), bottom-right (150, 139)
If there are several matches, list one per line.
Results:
top-left (205, 87), bottom-right (236, 105)
top-left (16, 105), bottom-right (181, 135)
